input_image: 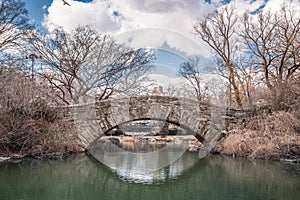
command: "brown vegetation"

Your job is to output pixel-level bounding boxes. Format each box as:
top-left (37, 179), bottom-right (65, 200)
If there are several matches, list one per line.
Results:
top-left (217, 111), bottom-right (300, 160)
top-left (0, 68), bottom-right (81, 157)
top-left (215, 78), bottom-right (300, 160)
top-left (0, 99), bottom-right (81, 157)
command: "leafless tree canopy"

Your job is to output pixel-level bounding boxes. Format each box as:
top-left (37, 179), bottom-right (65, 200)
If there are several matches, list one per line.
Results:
top-left (179, 57), bottom-right (208, 102)
top-left (0, 0), bottom-right (33, 51)
top-left (0, 0), bottom-right (37, 109)
top-left (194, 5), bottom-right (243, 108)
top-left (241, 4), bottom-right (300, 90)
top-left (194, 3), bottom-right (300, 109)
top-left (30, 26), bottom-right (154, 104)
top-left (0, 0), bottom-right (34, 72)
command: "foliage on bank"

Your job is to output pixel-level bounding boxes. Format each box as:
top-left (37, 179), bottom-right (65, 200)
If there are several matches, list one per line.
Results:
top-left (0, 99), bottom-right (81, 157)
top-left (216, 111), bottom-right (300, 160)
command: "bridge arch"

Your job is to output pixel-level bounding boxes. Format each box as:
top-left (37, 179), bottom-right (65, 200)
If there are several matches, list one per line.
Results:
top-left (71, 96), bottom-right (226, 149)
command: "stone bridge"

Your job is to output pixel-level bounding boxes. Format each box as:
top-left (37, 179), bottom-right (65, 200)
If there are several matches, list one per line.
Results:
top-left (65, 95), bottom-right (267, 149)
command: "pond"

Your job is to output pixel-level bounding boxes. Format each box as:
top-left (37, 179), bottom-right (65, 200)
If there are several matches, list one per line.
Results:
top-left (0, 153), bottom-right (299, 200)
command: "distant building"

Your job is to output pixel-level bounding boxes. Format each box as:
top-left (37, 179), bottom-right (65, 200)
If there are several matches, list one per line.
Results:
top-left (152, 85), bottom-right (163, 95)
top-left (43, 67), bottom-right (53, 76)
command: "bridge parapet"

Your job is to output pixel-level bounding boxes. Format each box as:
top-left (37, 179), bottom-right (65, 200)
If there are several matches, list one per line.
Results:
top-left (58, 95), bottom-right (271, 149)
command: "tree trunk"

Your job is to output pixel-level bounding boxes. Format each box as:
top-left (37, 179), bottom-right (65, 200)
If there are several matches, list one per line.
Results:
top-left (229, 64), bottom-right (243, 109)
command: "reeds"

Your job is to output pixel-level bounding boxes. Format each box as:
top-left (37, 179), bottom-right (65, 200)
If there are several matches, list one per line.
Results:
top-left (219, 111), bottom-right (300, 160)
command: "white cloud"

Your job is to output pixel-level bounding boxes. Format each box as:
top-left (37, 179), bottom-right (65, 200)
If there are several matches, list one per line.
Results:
top-left (114, 28), bottom-right (210, 57)
top-left (148, 74), bottom-right (185, 87)
top-left (43, 0), bottom-right (300, 56)
top-left (264, 0), bottom-right (300, 15)
top-left (43, 0), bottom-right (217, 56)
top-left (43, 0), bottom-right (121, 33)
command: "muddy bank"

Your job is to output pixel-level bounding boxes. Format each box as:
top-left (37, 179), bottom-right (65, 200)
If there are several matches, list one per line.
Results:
top-left (0, 151), bottom-right (85, 163)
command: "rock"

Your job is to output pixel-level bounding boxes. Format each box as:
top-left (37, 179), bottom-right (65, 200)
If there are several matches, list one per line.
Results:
top-left (46, 152), bottom-right (64, 159)
top-left (280, 159), bottom-right (300, 163)
top-left (188, 145), bottom-right (200, 152)
top-left (0, 157), bottom-right (10, 162)
top-left (198, 147), bottom-right (210, 159)
top-left (148, 138), bottom-right (156, 143)
top-left (174, 138), bottom-right (182, 144)
top-left (9, 154), bottom-right (25, 163)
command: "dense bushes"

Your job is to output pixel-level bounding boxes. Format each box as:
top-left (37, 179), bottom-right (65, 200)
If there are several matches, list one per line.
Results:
top-left (218, 111), bottom-right (300, 160)
top-left (215, 79), bottom-right (300, 160)
top-left (219, 83), bottom-right (300, 161)
top-left (0, 99), bottom-right (81, 157)
top-left (0, 68), bottom-right (81, 157)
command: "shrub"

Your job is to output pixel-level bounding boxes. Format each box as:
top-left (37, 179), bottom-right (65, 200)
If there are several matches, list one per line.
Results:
top-left (219, 111), bottom-right (300, 160)
top-left (0, 99), bottom-right (80, 157)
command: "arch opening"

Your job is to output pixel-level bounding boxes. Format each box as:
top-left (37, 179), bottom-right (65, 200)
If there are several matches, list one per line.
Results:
top-left (89, 118), bottom-right (205, 154)
top-left (106, 118), bottom-right (197, 136)
top-left (88, 117), bottom-right (205, 150)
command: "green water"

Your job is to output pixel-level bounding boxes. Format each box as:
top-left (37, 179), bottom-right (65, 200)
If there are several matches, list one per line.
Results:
top-left (0, 153), bottom-right (299, 200)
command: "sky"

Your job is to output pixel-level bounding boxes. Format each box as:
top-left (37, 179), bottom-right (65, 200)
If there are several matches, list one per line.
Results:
top-left (24, 0), bottom-right (279, 53)
top-left (24, 0), bottom-right (300, 86)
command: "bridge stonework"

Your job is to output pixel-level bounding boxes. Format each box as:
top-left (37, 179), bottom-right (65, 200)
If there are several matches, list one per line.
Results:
top-left (64, 96), bottom-right (262, 149)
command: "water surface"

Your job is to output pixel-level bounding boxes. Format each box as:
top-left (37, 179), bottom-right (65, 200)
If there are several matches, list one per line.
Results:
top-left (0, 153), bottom-right (299, 200)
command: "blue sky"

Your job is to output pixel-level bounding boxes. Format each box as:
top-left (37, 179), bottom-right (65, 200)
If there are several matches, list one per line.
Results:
top-left (25, 0), bottom-right (222, 31)
top-left (24, 0), bottom-right (274, 35)
top-left (24, 0), bottom-right (216, 71)
top-left (23, 0), bottom-right (284, 58)
top-left (25, 0), bottom-right (51, 29)
top-left (25, 0), bottom-right (93, 30)
top-left (22, 0), bottom-right (292, 85)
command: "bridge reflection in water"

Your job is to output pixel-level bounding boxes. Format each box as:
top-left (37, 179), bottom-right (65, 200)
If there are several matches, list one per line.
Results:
top-left (94, 149), bottom-right (199, 183)
top-left (88, 136), bottom-right (199, 183)
top-left (1, 154), bottom-right (299, 200)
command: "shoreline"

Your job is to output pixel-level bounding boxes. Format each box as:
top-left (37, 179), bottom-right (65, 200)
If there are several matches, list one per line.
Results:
top-left (1, 151), bottom-right (299, 164)
top-left (0, 151), bottom-right (85, 163)
top-left (1, 135), bottom-right (299, 164)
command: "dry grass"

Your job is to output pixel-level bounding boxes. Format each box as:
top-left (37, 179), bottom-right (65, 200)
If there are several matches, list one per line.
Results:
top-left (0, 100), bottom-right (82, 157)
top-left (218, 111), bottom-right (300, 160)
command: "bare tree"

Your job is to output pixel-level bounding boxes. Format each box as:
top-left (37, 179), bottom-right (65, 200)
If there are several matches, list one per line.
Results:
top-left (29, 26), bottom-right (153, 104)
top-left (194, 5), bottom-right (243, 108)
top-left (234, 57), bottom-right (260, 107)
top-left (164, 84), bottom-right (177, 96)
top-left (179, 57), bottom-right (209, 102)
top-left (0, 68), bottom-right (29, 110)
top-left (0, 0), bottom-right (33, 51)
top-left (0, 0), bottom-right (36, 109)
top-left (0, 0), bottom-right (34, 73)
top-left (240, 3), bottom-right (300, 92)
